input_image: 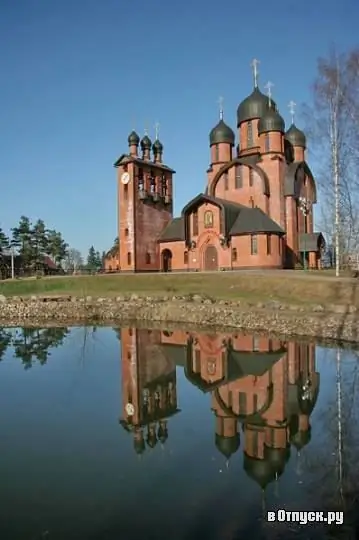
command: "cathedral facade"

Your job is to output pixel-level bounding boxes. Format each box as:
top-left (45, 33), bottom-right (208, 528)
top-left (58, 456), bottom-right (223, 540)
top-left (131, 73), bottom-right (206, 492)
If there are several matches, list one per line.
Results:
top-left (109, 64), bottom-right (324, 273)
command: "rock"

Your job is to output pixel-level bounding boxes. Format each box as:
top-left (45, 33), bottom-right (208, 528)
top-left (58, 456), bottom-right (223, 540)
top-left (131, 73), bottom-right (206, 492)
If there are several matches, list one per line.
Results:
top-left (192, 294), bottom-right (203, 303)
top-left (0, 295), bottom-right (6, 303)
top-left (31, 295), bottom-right (37, 301)
top-left (86, 296), bottom-right (92, 302)
top-left (312, 305), bottom-right (324, 312)
top-left (266, 300), bottom-right (282, 310)
top-left (130, 293), bottom-right (139, 301)
top-left (116, 296), bottom-right (124, 302)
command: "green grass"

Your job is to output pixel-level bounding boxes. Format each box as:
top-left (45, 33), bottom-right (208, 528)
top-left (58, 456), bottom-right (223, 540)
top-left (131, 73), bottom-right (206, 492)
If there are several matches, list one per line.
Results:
top-left (0, 272), bottom-right (358, 307)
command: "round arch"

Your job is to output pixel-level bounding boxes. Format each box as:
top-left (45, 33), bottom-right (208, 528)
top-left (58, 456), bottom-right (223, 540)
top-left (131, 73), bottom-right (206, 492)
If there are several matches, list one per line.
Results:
top-left (208, 157), bottom-right (270, 197)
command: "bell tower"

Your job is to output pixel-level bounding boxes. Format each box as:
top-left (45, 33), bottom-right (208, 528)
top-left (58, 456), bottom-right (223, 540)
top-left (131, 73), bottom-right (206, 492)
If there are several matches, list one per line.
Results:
top-left (114, 125), bottom-right (175, 272)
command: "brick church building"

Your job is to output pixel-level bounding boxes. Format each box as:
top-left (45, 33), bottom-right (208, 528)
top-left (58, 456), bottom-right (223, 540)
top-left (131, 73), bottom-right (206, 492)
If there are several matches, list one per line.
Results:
top-left (107, 61), bottom-right (324, 273)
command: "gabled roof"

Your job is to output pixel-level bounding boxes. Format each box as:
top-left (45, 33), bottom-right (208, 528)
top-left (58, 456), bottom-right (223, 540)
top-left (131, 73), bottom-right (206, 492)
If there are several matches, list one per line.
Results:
top-left (181, 193), bottom-right (285, 239)
top-left (229, 206), bottom-right (285, 236)
top-left (298, 232), bottom-right (325, 252)
top-left (113, 153), bottom-right (175, 173)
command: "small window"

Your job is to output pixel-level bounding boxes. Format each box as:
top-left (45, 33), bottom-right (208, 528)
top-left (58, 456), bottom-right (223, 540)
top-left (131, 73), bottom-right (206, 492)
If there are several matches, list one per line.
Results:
top-left (252, 430), bottom-right (259, 458)
top-left (127, 252), bottom-right (131, 265)
top-left (247, 121), bottom-right (253, 147)
top-left (267, 234), bottom-right (271, 255)
top-left (161, 174), bottom-right (167, 196)
top-left (125, 228), bottom-right (129, 237)
top-left (193, 211), bottom-right (199, 235)
top-left (235, 165), bottom-right (242, 188)
top-left (251, 235), bottom-right (258, 255)
top-left (249, 197), bottom-right (254, 208)
top-left (124, 184), bottom-right (128, 199)
top-left (184, 251), bottom-right (188, 264)
top-left (253, 336), bottom-right (260, 351)
top-left (278, 236), bottom-right (282, 255)
top-left (224, 173), bottom-right (228, 190)
top-left (265, 133), bottom-right (270, 152)
top-left (138, 168), bottom-right (144, 191)
top-left (238, 392), bottom-right (247, 414)
top-left (249, 168), bottom-right (254, 186)
top-left (145, 252), bottom-right (151, 264)
top-left (150, 171), bottom-right (155, 193)
top-left (204, 210), bottom-right (214, 228)
top-left (214, 144), bottom-right (219, 162)
top-left (232, 248), bottom-right (237, 262)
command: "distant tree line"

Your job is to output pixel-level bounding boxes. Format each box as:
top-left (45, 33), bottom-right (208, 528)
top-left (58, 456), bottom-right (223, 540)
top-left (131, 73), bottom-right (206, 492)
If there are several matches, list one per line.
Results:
top-left (0, 215), bottom-right (107, 278)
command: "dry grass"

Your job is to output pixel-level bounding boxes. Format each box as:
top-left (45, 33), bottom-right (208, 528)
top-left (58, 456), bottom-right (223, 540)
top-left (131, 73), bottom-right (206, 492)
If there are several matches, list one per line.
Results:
top-left (0, 271), bottom-right (358, 307)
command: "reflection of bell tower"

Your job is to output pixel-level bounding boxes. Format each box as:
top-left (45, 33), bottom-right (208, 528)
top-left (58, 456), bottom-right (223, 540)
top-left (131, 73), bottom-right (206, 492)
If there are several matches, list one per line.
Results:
top-left (119, 327), bottom-right (180, 454)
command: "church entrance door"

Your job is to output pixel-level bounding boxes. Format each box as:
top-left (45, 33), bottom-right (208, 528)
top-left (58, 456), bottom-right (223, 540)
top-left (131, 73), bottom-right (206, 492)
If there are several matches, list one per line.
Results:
top-left (161, 249), bottom-right (172, 272)
top-left (204, 245), bottom-right (218, 271)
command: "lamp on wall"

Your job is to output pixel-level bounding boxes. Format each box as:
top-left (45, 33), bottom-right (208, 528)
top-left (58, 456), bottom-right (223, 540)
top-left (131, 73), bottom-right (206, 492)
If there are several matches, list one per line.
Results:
top-left (190, 240), bottom-right (196, 249)
top-left (219, 234), bottom-right (228, 248)
top-left (298, 196), bottom-right (313, 270)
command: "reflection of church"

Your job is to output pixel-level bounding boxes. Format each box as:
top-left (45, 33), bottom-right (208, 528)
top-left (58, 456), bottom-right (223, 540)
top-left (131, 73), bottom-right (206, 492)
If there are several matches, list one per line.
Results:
top-left (119, 327), bottom-right (319, 491)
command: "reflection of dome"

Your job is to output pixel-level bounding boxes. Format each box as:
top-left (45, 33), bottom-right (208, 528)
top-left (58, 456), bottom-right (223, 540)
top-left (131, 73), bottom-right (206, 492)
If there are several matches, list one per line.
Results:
top-left (215, 433), bottom-right (240, 459)
top-left (264, 445), bottom-right (290, 477)
top-left (209, 119), bottom-right (235, 146)
top-left (146, 428), bottom-right (158, 448)
top-left (237, 87), bottom-right (277, 126)
top-left (288, 414), bottom-right (299, 438)
top-left (243, 453), bottom-right (276, 488)
top-left (134, 436), bottom-right (146, 455)
top-left (291, 427), bottom-right (311, 451)
top-left (158, 423), bottom-right (168, 444)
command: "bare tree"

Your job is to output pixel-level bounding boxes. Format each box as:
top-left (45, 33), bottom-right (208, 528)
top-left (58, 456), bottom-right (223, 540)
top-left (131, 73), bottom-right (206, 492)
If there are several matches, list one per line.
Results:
top-left (304, 48), bottom-right (359, 272)
top-left (63, 248), bottom-right (83, 273)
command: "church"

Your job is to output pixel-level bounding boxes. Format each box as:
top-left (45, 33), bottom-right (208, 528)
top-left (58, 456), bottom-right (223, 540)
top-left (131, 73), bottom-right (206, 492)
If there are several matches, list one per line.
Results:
top-left (106, 60), bottom-right (325, 273)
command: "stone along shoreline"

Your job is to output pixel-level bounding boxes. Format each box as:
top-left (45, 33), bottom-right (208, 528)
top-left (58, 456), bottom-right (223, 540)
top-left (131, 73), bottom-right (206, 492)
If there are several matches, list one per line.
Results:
top-left (0, 294), bottom-right (358, 344)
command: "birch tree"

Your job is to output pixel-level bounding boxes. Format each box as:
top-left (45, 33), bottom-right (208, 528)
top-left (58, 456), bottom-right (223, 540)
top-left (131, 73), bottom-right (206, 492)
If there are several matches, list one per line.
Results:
top-left (304, 48), bottom-right (359, 270)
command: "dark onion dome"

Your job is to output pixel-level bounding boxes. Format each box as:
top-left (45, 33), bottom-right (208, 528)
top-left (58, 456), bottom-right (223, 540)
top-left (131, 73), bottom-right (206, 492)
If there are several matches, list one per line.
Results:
top-left (215, 433), bottom-right (240, 459)
top-left (128, 130), bottom-right (140, 146)
top-left (146, 430), bottom-right (158, 448)
top-left (258, 107), bottom-right (285, 135)
top-left (152, 138), bottom-right (163, 153)
top-left (140, 134), bottom-right (152, 150)
top-left (209, 119), bottom-right (235, 146)
top-left (263, 445), bottom-right (290, 477)
top-left (134, 436), bottom-right (146, 455)
top-left (237, 87), bottom-right (277, 127)
top-left (285, 124), bottom-right (306, 148)
top-left (290, 426), bottom-right (311, 451)
top-left (157, 423), bottom-right (168, 444)
top-left (243, 454), bottom-right (276, 488)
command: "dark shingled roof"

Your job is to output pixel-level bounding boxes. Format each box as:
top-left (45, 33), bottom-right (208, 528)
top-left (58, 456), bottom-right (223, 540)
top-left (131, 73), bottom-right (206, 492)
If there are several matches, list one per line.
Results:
top-left (113, 153), bottom-right (175, 173)
top-left (298, 233), bottom-right (325, 252)
top-left (159, 217), bottom-right (185, 242)
top-left (229, 206), bottom-right (285, 236)
top-left (180, 194), bottom-right (285, 240)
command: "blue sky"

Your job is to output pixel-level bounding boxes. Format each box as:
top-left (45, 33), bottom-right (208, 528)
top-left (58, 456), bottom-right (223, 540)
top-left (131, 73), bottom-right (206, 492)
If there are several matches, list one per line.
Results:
top-left (0, 0), bottom-right (357, 256)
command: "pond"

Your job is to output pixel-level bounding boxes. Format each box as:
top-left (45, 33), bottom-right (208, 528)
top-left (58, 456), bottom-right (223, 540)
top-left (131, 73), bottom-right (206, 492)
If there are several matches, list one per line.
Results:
top-left (0, 325), bottom-right (358, 539)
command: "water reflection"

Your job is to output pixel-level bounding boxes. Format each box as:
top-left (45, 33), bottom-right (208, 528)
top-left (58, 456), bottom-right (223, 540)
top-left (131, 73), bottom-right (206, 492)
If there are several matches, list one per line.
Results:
top-left (0, 325), bottom-right (357, 539)
top-left (119, 328), bottom-right (319, 495)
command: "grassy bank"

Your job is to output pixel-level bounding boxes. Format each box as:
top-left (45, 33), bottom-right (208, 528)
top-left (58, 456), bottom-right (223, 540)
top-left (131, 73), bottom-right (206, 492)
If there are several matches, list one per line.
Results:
top-left (0, 271), bottom-right (358, 307)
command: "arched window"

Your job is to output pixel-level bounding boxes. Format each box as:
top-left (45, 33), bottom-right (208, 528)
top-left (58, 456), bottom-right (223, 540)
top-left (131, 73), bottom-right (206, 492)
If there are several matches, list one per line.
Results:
top-left (145, 252), bottom-right (151, 264)
top-left (251, 235), bottom-right (258, 255)
top-left (214, 144), bottom-right (219, 161)
top-left (204, 210), bottom-right (214, 228)
top-left (184, 251), bottom-right (188, 264)
top-left (224, 173), bottom-right (229, 190)
top-left (193, 211), bottom-right (199, 235)
top-left (267, 234), bottom-right (271, 255)
top-left (125, 228), bottom-right (129, 237)
top-left (124, 184), bottom-right (128, 200)
top-left (232, 248), bottom-right (237, 262)
top-left (264, 133), bottom-right (270, 152)
top-left (247, 121), bottom-right (253, 147)
top-left (235, 165), bottom-right (242, 188)
top-left (127, 252), bottom-right (131, 265)
top-left (249, 168), bottom-right (254, 186)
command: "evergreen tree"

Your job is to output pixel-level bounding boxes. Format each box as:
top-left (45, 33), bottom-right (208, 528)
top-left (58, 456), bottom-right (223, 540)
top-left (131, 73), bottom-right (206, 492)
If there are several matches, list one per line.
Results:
top-left (11, 216), bottom-right (33, 270)
top-left (0, 228), bottom-right (9, 253)
top-left (87, 245), bottom-right (97, 271)
top-left (31, 219), bottom-right (48, 269)
top-left (47, 230), bottom-right (68, 265)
